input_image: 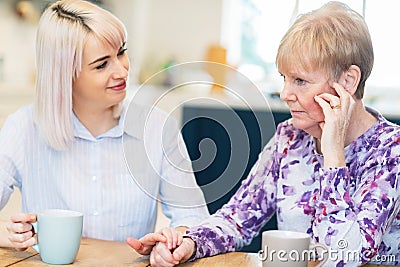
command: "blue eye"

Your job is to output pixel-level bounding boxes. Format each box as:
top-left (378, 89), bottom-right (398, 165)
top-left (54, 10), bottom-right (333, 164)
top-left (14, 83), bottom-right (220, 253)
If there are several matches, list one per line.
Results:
top-left (118, 48), bottom-right (127, 56)
top-left (95, 61), bottom-right (107, 69)
top-left (294, 78), bottom-right (306, 86)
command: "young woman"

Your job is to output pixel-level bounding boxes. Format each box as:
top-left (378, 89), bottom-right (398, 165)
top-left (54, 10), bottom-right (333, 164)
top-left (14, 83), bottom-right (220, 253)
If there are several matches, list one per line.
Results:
top-left (0, 0), bottom-right (209, 250)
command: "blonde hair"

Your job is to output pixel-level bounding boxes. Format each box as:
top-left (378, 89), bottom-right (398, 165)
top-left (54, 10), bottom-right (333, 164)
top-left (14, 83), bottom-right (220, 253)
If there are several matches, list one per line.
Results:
top-left (34, 0), bottom-right (127, 150)
top-left (276, 1), bottom-right (373, 99)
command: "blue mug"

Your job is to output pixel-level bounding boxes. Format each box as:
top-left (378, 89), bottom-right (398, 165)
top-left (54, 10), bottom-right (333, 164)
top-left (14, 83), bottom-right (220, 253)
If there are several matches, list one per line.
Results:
top-left (32, 209), bottom-right (83, 265)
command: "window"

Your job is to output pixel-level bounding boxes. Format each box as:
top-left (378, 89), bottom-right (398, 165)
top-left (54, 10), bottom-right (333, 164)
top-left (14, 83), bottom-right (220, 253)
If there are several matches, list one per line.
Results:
top-left (222, 0), bottom-right (400, 96)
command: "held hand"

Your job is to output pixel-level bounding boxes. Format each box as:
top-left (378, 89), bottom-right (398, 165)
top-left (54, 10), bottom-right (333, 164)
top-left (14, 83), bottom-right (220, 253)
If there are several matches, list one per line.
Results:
top-left (126, 233), bottom-right (166, 255)
top-left (126, 227), bottom-right (183, 256)
top-left (314, 82), bottom-right (355, 167)
top-left (7, 213), bottom-right (37, 251)
top-left (172, 237), bottom-right (196, 263)
top-left (149, 237), bottom-right (195, 267)
top-left (147, 228), bottom-right (183, 266)
top-left (158, 227), bottom-right (183, 250)
top-left (149, 241), bottom-right (179, 267)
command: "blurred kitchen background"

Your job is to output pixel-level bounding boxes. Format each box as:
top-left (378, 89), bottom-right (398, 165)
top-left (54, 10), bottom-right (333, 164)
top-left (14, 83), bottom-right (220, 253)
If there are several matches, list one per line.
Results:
top-left (1, 0), bottom-right (400, 238)
top-left (1, 0), bottom-right (400, 115)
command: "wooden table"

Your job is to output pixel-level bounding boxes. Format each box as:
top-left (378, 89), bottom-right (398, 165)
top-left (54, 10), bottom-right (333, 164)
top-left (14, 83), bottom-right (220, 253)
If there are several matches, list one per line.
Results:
top-left (0, 238), bottom-right (388, 266)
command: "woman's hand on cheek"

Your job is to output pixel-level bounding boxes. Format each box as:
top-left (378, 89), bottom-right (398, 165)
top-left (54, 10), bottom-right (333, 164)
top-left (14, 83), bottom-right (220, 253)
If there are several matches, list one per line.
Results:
top-left (314, 82), bottom-right (355, 167)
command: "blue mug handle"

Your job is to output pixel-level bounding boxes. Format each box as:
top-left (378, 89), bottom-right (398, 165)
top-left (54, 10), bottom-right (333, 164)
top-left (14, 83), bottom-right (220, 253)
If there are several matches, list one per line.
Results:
top-left (31, 222), bottom-right (39, 253)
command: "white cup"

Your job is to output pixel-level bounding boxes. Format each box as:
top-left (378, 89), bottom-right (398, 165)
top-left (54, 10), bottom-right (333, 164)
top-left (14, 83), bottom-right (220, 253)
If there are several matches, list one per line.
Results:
top-left (259, 230), bottom-right (327, 267)
top-left (32, 209), bottom-right (83, 265)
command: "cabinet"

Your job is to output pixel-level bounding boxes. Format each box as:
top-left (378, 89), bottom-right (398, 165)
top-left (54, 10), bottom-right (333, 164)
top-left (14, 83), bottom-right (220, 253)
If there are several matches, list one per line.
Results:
top-left (181, 105), bottom-right (291, 252)
top-left (386, 116), bottom-right (400, 126)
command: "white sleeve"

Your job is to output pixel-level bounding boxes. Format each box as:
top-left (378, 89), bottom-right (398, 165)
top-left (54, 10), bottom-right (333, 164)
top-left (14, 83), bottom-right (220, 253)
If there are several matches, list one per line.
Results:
top-left (158, 115), bottom-right (210, 228)
top-left (0, 112), bottom-right (24, 210)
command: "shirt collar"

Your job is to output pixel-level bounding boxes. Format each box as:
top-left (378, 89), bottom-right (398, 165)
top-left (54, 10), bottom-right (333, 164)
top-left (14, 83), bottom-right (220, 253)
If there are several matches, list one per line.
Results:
top-left (72, 103), bottom-right (143, 141)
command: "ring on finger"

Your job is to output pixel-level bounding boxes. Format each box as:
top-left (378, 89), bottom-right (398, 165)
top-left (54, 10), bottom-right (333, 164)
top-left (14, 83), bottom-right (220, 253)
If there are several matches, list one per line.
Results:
top-left (331, 104), bottom-right (341, 109)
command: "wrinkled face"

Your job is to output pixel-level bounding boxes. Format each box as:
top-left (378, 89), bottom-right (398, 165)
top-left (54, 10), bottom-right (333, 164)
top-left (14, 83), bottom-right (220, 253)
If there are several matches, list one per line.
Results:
top-left (72, 35), bottom-right (129, 112)
top-left (279, 65), bottom-right (337, 137)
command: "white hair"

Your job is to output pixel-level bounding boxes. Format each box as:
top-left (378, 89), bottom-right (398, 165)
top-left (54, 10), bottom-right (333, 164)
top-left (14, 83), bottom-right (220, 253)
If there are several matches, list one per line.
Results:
top-left (34, 0), bottom-right (127, 150)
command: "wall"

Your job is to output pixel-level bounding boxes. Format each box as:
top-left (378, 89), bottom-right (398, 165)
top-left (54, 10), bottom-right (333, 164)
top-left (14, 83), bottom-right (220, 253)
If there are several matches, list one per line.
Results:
top-left (0, 1), bottom-right (37, 86)
top-left (0, 0), bottom-right (223, 88)
top-left (109, 0), bottom-right (223, 83)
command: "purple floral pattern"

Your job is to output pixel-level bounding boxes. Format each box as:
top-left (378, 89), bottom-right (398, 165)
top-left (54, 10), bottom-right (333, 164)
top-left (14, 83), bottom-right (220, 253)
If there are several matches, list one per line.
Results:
top-left (186, 108), bottom-right (400, 266)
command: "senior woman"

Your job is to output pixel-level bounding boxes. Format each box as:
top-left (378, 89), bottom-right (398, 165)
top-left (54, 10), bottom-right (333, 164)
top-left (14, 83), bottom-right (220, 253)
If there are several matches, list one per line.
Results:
top-left (134, 2), bottom-right (400, 266)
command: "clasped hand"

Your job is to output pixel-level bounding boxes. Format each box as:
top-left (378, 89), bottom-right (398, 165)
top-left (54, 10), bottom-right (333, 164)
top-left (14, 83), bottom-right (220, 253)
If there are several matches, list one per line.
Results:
top-left (127, 227), bottom-right (195, 267)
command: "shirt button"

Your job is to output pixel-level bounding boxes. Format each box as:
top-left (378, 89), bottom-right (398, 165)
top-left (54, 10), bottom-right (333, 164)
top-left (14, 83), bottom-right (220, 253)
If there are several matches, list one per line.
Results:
top-left (92, 175), bottom-right (97, 181)
top-left (93, 211), bottom-right (99, 216)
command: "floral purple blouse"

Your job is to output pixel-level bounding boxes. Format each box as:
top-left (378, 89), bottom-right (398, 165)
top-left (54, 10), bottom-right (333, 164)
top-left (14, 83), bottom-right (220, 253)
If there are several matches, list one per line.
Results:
top-left (186, 108), bottom-right (400, 266)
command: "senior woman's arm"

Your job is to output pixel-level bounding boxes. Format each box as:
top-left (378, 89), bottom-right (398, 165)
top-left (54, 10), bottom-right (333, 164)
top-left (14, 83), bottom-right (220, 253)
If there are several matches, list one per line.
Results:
top-left (185, 136), bottom-right (279, 259)
top-left (312, 129), bottom-right (400, 266)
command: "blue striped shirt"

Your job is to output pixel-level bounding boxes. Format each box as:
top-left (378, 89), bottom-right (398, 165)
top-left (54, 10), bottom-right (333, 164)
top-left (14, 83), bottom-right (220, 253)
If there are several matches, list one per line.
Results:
top-left (0, 104), bottom-right (209, 241)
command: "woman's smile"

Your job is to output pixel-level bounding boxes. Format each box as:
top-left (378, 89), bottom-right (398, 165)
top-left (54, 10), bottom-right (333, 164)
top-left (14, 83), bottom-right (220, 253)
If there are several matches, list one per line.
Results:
top-left (107, 80), bottom-right (126, 91)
